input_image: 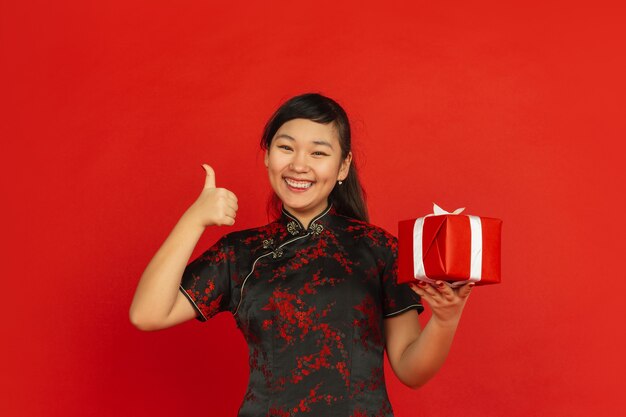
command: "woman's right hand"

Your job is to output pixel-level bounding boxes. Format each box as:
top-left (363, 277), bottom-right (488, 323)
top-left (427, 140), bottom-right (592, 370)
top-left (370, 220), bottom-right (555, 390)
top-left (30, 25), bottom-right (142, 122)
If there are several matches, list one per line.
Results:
top-left (184, 164), bottom-right (238, 228)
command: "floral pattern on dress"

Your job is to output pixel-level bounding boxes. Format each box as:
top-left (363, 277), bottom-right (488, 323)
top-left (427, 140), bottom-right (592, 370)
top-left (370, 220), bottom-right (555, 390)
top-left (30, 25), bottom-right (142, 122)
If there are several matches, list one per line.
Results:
top-left (180, 204), bottom-right (424, 417)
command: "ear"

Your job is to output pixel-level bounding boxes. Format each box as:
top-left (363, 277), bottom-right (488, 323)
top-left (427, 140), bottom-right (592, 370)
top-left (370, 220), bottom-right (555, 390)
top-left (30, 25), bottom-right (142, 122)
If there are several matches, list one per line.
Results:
top-left (338, 152), bottom-right (353, 180)
top-left (264, 149), bottom-right (269, 168)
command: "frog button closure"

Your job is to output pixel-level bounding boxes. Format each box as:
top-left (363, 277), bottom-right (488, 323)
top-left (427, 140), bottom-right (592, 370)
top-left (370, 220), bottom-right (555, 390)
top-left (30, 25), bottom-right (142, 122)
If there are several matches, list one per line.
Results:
top-left (283, 204), bottom-right (330, 239)
top-left (262, 237), bottom-right (284, 259)
top-left (309, 223), bottom-right (324, 237)
top-left (287, 221), bottom-right (302, 236)
top-left (287, 219), bottom-right (324, 237)
top-left (287, 216), bottom-right (324, 236)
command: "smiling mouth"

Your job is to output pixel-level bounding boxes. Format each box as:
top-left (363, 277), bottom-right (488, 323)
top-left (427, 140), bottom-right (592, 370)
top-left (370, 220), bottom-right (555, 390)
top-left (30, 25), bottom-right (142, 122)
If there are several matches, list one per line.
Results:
top-left (284, 177), bottom-right (314, 190)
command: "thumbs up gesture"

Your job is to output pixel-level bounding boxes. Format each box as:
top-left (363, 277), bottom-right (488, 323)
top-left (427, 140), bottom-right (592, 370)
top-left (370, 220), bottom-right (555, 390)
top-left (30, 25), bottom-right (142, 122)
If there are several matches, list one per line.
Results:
top-left (185, 164), bottom-right (239, 227)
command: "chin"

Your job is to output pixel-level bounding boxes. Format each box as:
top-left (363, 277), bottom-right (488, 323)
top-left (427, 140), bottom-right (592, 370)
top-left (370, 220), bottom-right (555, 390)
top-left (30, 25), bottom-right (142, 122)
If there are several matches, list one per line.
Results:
top-left (281, 197), bottom-right (314, 211)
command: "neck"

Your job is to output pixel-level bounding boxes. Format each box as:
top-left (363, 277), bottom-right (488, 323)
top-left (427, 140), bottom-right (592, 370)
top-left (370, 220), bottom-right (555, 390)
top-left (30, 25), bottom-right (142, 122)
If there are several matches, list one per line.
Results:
top-left (282, 202), bottom-right (331, 230)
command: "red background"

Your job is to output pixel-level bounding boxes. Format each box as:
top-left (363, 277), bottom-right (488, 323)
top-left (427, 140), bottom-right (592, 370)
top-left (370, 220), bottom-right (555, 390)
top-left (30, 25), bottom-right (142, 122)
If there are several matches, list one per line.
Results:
top-left (2, 1), bottom-right (625, 416)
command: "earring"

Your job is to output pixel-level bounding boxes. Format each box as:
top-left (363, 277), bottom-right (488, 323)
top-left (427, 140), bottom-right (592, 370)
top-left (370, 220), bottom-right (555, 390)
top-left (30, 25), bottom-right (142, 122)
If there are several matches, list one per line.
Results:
top-left (338, 180), bottom-right (343, 185)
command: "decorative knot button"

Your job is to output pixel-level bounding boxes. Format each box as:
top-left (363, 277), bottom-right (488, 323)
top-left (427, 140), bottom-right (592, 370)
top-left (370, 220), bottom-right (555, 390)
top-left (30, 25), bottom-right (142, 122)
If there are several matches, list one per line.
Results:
top-left (309, 223), bottom-right (324, 237)
top-left (287, 220), bottom-right (325, 237)
top-left (287, 221), bottom-right (301, 236)
top-left (262, 238), bottom-right (283, 258)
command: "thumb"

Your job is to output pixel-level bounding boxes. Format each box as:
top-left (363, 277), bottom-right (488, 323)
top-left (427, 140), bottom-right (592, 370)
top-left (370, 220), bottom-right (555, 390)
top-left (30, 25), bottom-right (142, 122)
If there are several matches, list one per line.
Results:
top-left (201, 164), bottom-right (216, 189)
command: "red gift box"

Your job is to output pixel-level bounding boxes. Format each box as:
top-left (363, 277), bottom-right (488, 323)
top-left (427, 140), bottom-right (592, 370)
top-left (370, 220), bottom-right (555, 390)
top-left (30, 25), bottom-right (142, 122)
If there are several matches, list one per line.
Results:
top-left (398, 203), bottom-right (502, 287)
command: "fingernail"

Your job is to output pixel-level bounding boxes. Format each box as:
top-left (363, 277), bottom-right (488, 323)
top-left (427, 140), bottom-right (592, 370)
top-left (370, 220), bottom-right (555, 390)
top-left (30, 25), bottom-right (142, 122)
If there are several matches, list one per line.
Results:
top-left (469, 283), bottom-right (475, 288)
top-left (418, 281), bottom-right (427, 287)
top-left (437, 281), bottom-right (444, 287)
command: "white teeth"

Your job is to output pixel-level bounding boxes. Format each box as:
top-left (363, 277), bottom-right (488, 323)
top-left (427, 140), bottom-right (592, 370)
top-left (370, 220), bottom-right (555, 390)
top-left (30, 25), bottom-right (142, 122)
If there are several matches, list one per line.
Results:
top-left (285, 178), bottom-right (313, 189)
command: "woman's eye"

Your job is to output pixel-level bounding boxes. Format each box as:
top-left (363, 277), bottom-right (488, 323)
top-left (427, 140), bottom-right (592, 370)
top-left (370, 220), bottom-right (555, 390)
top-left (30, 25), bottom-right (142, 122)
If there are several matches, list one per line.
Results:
top-left (278, 145), bottom-right (292, 151)
top-left (312, 151), bottom-right (328, 156)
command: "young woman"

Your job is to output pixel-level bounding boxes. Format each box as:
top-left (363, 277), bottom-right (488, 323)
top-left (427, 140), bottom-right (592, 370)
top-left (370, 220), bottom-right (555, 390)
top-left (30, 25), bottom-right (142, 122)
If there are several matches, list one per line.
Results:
top-left (130, 93), bottom-right (474, 417)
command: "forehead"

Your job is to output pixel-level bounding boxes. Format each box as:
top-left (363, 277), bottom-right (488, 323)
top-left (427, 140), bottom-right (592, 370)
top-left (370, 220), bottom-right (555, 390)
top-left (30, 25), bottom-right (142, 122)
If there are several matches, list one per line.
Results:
top-left (273, 118), bottom-right (339, 146)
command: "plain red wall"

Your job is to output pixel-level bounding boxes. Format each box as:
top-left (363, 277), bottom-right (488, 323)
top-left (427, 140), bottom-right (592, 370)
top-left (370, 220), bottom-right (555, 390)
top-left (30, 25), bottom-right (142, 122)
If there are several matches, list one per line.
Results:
top-left (3, 1), bottom-right (625, 416)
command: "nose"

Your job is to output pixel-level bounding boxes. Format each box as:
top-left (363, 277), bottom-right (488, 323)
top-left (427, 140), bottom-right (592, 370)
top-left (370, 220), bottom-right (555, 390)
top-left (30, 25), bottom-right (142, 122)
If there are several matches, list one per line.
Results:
top-left (289, 151), bottom-right (309, 172)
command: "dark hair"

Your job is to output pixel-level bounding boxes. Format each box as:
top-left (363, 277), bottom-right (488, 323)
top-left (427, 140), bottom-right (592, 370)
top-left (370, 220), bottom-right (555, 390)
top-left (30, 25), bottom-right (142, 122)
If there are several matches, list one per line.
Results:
top-left (260, 93), bottom-right (369, 222)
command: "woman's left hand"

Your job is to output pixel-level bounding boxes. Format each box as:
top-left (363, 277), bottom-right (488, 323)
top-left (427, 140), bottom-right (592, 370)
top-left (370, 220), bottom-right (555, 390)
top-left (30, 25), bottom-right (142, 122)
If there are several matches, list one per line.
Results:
top-left (409, 280), bottom-right (474, 327)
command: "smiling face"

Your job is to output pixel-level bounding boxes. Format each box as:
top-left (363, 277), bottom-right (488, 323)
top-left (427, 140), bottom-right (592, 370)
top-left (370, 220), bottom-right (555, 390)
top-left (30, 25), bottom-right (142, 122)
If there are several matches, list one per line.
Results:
top-left (264, 118), bottom-right (352, 226)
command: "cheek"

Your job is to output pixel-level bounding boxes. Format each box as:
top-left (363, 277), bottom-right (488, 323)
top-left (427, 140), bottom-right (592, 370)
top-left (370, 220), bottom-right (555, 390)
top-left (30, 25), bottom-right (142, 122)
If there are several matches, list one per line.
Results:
top-left (317, 160), bottom-right (341, 179)
top-left (267, 153), bottom-right (289, 174)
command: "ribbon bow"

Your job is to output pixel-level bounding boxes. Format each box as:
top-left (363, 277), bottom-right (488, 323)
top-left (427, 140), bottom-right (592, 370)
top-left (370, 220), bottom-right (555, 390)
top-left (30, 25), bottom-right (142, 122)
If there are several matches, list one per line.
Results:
top-left (432, 202), bottom-right (465, 216)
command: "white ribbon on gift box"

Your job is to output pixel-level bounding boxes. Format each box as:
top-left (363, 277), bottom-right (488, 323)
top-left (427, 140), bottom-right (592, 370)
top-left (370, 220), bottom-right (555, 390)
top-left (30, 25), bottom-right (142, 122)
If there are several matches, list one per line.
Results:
top-left (413, 203), bottom-right (482, 288)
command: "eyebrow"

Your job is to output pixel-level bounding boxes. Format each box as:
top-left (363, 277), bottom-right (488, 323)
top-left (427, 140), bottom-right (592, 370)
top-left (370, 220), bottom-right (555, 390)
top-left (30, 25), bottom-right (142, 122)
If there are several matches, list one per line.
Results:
top-left (275, 133), bottom-right (334, 149)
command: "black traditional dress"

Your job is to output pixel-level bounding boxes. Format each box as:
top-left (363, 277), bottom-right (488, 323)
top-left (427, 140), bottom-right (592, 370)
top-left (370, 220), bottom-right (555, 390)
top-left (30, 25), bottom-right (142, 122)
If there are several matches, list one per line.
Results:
top-left (179, 203), bottom-right (424, 417)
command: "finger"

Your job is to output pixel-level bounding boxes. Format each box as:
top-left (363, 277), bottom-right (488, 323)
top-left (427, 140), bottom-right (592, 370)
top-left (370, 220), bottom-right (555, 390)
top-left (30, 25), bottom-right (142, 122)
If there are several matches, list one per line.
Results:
top-left (220, 216), bottom-right (235, 226)
top-left (217, 212), bottom-right (236, 226)
top-left (409, 283), bottom-right (437, 304)
top-left (226, 194), bottom-right (238, 208)
top-left (201, 164), bottom-right (216, 189)
top-left (416, 281), bottom-right (442, 300)
top-left (218, 192), bottom-right (238, 210)
top-left (226, 199), bottom-right (239, 212)
top-left (433, 280), bottom-right (456, 301)
top-left (458, 282), bottom-right (476, 298)
top-left (224, 207), bottom-right (237, 219)
top-left (226, 190), bottom-right (238, 202)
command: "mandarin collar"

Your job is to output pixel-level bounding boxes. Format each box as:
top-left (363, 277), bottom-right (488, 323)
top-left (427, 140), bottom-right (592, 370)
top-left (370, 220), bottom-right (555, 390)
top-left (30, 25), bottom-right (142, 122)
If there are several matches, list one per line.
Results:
top-left (279, 203), bottom-right (336, 237)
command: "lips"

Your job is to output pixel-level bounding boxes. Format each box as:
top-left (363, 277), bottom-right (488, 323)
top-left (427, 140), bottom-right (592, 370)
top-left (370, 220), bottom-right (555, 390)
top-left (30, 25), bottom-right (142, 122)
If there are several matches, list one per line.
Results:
top-left (284, 177), bottom-right (314, 190)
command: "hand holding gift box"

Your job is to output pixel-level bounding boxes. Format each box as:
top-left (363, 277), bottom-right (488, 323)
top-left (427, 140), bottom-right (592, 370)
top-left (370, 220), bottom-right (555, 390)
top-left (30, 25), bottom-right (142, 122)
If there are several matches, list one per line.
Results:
top-left (398, 203), bottom-right (502, 288)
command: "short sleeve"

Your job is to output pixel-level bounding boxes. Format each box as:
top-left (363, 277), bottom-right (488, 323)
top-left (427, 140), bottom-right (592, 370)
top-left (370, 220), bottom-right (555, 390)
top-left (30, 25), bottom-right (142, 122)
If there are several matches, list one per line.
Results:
top-left (381, 238), bottom-right (424, 318)
top-left (179, 234), bottom-right (234, 322)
